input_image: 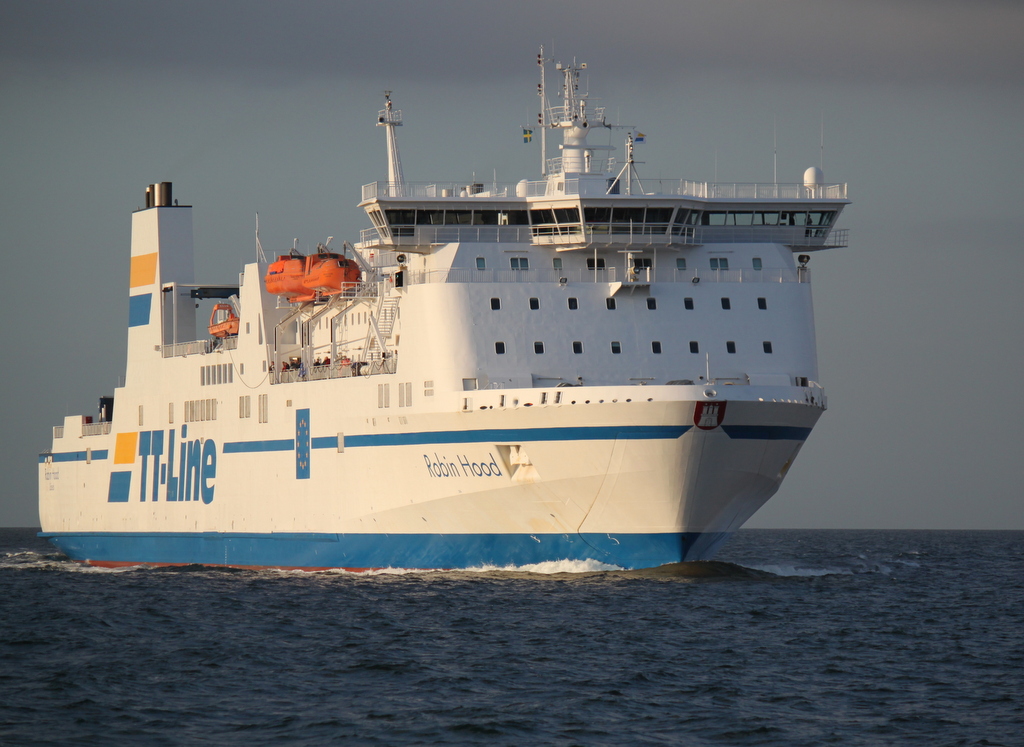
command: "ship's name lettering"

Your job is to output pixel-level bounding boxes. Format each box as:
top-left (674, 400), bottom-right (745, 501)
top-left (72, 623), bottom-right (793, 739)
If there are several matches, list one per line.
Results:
top-left (423, 452), bottom-right (503, 479)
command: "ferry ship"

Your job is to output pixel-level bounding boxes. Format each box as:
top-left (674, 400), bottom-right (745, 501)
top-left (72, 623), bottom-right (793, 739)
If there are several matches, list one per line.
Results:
top-left (38, 55), bottom-right (849, 570)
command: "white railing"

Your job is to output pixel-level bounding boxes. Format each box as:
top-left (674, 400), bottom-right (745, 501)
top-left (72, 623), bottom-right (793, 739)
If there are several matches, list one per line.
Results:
top-left (83, 422), bottom-right (113, 436)
top-left (161, 336), bottom-right (238, 358)
top-left (362, 180), bottom-right (848, 201)
top-left (404, 267), bottom-right (807, 286)
top-left (272, 353), bottom-right (398, 384)
top-left (359, 224), bottom-right (847, 249)
top-left (53, 426), bottom-right (64, 439)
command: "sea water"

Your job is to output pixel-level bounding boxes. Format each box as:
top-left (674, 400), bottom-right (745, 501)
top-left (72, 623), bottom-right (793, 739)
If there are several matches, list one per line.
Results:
top-left (1, 527), bottom-right (1021, 745)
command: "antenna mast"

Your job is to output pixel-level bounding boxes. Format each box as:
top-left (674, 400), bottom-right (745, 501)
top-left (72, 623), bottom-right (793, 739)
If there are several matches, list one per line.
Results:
top-left (538, 47), bottom-right (548, 176)
top-left (377, 91), bottom-right (405, 197)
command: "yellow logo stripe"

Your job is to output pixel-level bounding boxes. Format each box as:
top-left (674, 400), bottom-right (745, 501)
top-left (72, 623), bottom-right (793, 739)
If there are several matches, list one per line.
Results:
top-left (114, 432), bottom-right (139, 464)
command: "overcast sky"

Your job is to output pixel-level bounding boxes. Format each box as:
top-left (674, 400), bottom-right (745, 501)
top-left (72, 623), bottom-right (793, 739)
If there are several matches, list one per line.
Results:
top-left (2, 0), bottom-right (1022, 528)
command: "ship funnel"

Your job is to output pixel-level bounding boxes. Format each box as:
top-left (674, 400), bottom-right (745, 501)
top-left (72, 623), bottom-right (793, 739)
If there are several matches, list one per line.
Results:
top-left (145, 182), bottom-right (174, 208)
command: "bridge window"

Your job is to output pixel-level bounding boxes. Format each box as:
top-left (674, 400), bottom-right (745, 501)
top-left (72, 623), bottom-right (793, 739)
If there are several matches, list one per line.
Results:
top-left (552, 257), bottom-right (563, 270)
top-left (753, 257), bottom-right (762, 271)
top-left (476, 257), bottom-right (486, 270)
top-left (529, 298), bottom-right (540, 310)
top-left (758, 297), bottom-right (768, 310)
top-left (763, 341), bottom-right (773, 354)
top-left (710, 257), bottom-right (729, 270)
top-left (444, 210), bottom-right (472, 225)
top-left (676, 258), bottom-right (687, 270)
top-left (721, 298), bottom-right (731, 310)
top-left (611, 341), bottom-right (621, 354)
top-left (647, 298), bottom-right (657, 310)
top-left (606, 298), bottom-right (616, 310)
top-left (490, 298), bottom-right (500, 310)
top-left (572, 341), bottom-right (584, 354)
top-left (587, 257), bottom-right (606, 270)
top-left (510, 257), bottom-right (529, 270)
top-left (726, 341), bottom-right (736, 354)
top-left (684, 297), bottom-right (694, 310)
top-left (689, 341), bottom-right (699, 354)
top-left (534, 341), bottom-right (545, 354)
top-left (567, 297), bottom-right (579, 310)
top-left (652, 341), bottom-right (662, 354)
top-left (495, 342), bottom-right (506, 355)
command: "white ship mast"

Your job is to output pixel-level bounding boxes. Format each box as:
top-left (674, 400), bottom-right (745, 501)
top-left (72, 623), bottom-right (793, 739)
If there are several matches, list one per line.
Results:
top-left (539, 54), bottom-right (613, 180)
top-left (377, 91), bottom-right (404, 197)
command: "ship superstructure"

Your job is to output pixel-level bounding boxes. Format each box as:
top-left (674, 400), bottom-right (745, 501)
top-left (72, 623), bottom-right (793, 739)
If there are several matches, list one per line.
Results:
top-left (38, 56), bottom-right (849, 570)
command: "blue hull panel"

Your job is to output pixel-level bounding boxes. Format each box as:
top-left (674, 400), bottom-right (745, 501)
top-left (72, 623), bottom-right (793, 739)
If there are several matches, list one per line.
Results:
top-left (39, 530), bottom-right (732, 571)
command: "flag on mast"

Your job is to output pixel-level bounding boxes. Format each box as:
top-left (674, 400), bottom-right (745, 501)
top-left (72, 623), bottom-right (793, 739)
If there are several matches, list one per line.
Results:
top-left (523, 128), bottom-right (533, 143)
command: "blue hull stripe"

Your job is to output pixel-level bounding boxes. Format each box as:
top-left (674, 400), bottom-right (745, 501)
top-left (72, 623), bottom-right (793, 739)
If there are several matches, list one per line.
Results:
top-left (38, 530), bottom-right (732, 570)
top-left (721, 425), bottom-right (812, 440)
top-left (222, 439), bottom-right (294, 454)
top-left (227, 425), bottom-right (691, 454)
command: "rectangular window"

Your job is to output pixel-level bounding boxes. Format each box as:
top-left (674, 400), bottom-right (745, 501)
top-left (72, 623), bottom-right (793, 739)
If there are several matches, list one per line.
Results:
top-left (758, 297), bottom-right (768, 310)
top-left (495, 342), bottom-right (506, 354)
top-left (552, 257), bottom-right (562, 270)
top-left (567, 297), bottom-right (579, 310)
top-left (572, 341), bottom-right (584, 354)
top-left (633, 257), bottom-right (652, 270)
top-left (606, 298), bottom-right (616, 310)
top-left (510, 257), bottom-right (529, 270)
top-left (676, 258), bottom-right (687, 270)
top-left (476, 257), bottom-right (486, 270)
top-left (710, 257), bottom-right (729, 270)
top-left (611, 341), bottom-right (621, 354)
top-left (752, 257), bottom-right (762, 271)
top-left (586, 258), bottom-right (606, 270)
top-left (534, 341), bottom-right (545, 354)
top-left (763, 341), bottom-right (773, 354)
top-left (689, 341), bottom-right (699, 354)
top-left (258, 394), bottom-right (268, 423)
top-left (168, 402), bottom-right (174, 424)
top-left (726, 341), bottom-right (737, 354)
top-left (684, 297), bottom-right (694, 310)
top-left (652, 341), bottom-right (662, 354)
top-left (462, 378), bottom-right (478, 391)
top-left (646, 298), bottom-right (657, 310)
top-left (239, 395), bottom-right (251, 419)
top-left (490, 297), bottom-right (501, 310)
top-left (721, 298), bottom-right (731, 310)
top-left (529, 298), bottom-right (539, 310)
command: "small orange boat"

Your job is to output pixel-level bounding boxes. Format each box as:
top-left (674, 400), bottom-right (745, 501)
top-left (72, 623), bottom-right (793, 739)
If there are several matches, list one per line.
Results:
top-left (208, 303), bottom-right (240, 338)
top-left (264, 251), bottom-right (310, 300)
top-left (264, 248), bottom-right (362, 301)
top-left (302, 252), bottom-right (361, 296)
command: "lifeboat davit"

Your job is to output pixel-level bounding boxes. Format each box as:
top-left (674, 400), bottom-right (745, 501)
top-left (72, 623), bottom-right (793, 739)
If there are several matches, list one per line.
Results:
top-left (264, 252), bottom-right (311, 301)
top-left (302, 252), bottom-right (361, 296)
top-left (208, 303), bottom-right (240, 338)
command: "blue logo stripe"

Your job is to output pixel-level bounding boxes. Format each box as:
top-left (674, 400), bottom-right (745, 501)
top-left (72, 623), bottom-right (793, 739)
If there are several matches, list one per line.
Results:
top-left (128, 294), bottom-right (152, 327)
top-left (39, 450), bottom-right (110, 463)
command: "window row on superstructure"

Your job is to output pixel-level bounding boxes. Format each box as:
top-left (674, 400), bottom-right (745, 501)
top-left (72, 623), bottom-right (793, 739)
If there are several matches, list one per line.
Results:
top-left (474, 255), bottom-right (765, 272)
top-left (375, 206), bottom-right (836, 239)
top-left (487, 296), bottom-right (770, 311)
top-left (493, 340), bottom-right (775, 355)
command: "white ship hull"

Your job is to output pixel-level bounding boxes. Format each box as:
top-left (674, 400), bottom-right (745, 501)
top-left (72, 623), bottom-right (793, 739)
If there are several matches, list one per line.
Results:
top-left (38, 55), bottom-right (845, 570)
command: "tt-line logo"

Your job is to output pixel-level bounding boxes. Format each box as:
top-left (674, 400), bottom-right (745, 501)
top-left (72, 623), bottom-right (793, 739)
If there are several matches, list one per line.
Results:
top-left (125, 425), bottom-right (217, 504)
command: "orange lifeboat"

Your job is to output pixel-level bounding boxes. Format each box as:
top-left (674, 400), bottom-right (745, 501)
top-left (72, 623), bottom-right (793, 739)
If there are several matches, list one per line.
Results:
top-left (302, 252), bottom-right (362, 296)
top-left (264, 252), bottom-right (311, 300)
top-left (208, 303), bottom-right (240, 338)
